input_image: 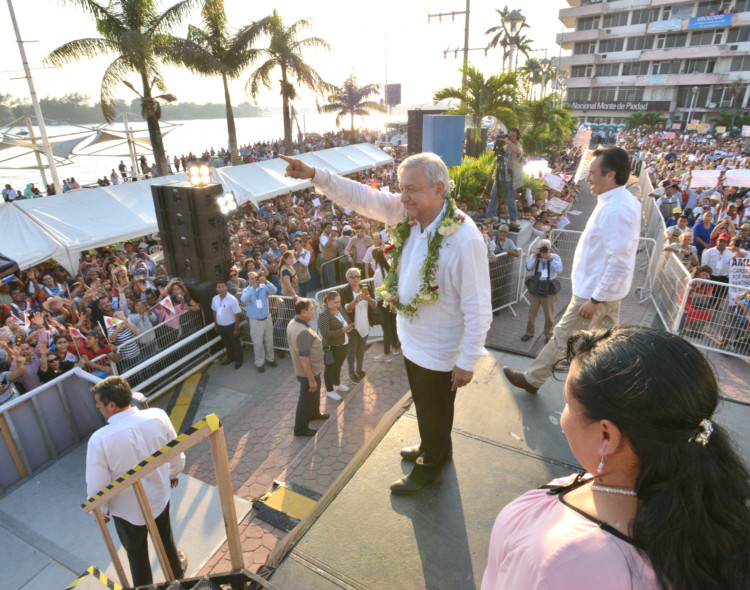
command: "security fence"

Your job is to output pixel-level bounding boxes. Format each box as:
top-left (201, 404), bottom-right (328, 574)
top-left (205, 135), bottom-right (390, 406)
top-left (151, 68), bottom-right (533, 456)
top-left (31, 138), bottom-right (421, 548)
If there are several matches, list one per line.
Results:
top-left (238, 294), bottom-right (297, 352)
top-left (314, 279), bottom-right (384, 343)
top-left (489, 249), bottom-right (525, 315)
top-left (319, 254), bottom-right (350, 289)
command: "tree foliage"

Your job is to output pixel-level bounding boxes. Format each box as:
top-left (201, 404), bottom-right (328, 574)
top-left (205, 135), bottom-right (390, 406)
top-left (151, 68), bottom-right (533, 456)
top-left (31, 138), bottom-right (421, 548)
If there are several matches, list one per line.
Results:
top-left (319, 72), bottom-right (385, 137)
top-left (517, 94), bottom-right (577, 158)
top-left (624, 110), bottom-right (666, 130)
top-left (447, 151), bottom-right (496, 210)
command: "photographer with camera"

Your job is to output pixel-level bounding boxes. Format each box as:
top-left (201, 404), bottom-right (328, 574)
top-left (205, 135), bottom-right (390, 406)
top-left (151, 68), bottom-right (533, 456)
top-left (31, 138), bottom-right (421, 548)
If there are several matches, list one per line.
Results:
top-left (486, 128), bottom-right (524, 232)
top-left (522, 239), bottom-right (562, 343)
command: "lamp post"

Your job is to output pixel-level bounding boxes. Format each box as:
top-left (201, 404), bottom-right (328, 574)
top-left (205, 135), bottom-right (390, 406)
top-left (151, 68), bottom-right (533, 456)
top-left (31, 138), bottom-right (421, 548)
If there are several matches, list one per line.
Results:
top-left (686, 85), bottom-right (699, 132)
top-left (554, 74), bottom-right (567, 110)
top-left (540, 57), bottom-right (552, 99)
top-left (502, 10), bottom-right (526, 73)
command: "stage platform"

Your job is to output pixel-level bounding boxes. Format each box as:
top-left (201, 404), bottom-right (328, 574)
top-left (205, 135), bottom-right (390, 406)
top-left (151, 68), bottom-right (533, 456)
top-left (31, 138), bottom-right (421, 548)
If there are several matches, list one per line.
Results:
top-left (267, 349), bottom-right (750, 590)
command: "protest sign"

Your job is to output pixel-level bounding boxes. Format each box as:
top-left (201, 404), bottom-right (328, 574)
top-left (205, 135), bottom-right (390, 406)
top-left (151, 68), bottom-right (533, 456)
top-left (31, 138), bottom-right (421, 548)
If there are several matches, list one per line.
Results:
top-left (312, 197), bottom-right (321, 207)
top-left (546, 196), bottom-right (570, 215)
top-left (543, 173), bottom-right (566, 193)
top-left (724, 169), bottom-right (750, 188)
top-left (729, 257), bottom-right (750, 302)
top-left (689, 169), bottom-right (720, 188)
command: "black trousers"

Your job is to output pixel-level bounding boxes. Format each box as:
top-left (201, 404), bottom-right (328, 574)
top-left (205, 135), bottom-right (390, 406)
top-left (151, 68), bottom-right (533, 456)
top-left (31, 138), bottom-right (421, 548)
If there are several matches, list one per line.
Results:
top-left (217, 323), bottom-right (243, 363)
top-left (113, 503), bottom-right (183, 587)
top-left (295, 374), bottom-right (321, 434)
top-left (347, 330), bottom-right (367, 375)
top-left (404, 358), bottom-right (456, 477)
top-left (324, 344), bottom-right (348, 391)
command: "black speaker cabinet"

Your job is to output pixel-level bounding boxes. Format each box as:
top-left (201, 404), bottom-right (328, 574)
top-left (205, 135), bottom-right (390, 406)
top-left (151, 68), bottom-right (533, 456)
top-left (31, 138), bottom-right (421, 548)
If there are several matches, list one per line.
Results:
top-left (407, 109), bottom-right (446, 155)
top-left (151, 182), bottom-right (232, 283)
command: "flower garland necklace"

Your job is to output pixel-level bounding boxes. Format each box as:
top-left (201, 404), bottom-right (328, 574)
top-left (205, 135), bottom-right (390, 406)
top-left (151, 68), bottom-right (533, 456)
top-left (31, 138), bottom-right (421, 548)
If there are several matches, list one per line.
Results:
top-left (376, 196), bottom-right (465, 318)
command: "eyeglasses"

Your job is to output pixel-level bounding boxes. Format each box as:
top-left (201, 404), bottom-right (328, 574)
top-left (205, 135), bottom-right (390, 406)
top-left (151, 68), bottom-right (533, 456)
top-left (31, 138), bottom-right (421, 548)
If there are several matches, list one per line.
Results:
top-left (48, 358), bottom-right (59, 363)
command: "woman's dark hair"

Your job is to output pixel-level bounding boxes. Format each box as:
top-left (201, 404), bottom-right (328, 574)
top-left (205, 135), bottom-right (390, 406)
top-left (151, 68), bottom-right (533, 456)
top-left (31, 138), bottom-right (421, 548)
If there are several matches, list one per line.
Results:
top-left (281, 251), bottom-right (294, 265)
top-left (371, 248), bottom-right (390, 274)
top-left (564, 326), bottom-right (750, 590)
top-left (90, 297), bottom-right (110, 330)
top-left (592, 146), bottom-right (630, 186)
top-left (323, 291), bottom-right (340, 304)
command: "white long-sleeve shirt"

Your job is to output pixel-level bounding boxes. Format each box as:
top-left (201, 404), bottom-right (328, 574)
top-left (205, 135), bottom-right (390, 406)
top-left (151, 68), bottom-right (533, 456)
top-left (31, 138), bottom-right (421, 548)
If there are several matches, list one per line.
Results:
top-left (312, 167), bottom-right (492, 372)
top-left (571, 184), bottom-right (641, 301)
top-left (86, 407), bottom-right (184, 525)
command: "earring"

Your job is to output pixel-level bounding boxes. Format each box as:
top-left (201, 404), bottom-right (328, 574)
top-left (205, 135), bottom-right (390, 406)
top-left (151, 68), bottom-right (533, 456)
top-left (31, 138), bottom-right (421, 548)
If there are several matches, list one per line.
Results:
top-left (597, 456), bottom-right (605, 474)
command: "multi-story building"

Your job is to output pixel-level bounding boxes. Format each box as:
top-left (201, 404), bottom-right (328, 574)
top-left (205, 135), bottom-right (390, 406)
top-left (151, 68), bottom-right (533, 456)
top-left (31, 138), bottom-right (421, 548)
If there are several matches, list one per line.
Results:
top-left (556, 0), bottom-right (750, 128)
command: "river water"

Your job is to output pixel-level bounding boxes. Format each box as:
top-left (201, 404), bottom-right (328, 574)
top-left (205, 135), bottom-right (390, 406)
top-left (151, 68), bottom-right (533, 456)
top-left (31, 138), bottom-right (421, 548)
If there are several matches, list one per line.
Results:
top-left (2, 112), bottom-right (389, 190)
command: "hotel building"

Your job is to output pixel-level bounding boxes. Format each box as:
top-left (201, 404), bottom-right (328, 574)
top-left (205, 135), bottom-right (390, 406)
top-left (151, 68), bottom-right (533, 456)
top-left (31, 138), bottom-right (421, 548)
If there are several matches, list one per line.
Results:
top-left (556, 0), bottom-right (750, 127)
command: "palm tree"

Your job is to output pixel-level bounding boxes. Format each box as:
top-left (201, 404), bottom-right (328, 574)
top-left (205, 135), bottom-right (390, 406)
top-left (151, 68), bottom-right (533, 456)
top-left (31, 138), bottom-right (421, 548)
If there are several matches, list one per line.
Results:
top-left (164, 0), bottom-right (271, 165)
top-left (518, 58), bottom-right (543, 100)
top-left (434, 65), bottom-right (520, 156)
top-left (513, 34), bottom-right (533, 70)
top-left (44, 0), bottom-right (197, 177)
top-left (517, 95), bottom-right (576, 157)
top-left (485, 7), bottom-right (531, 72)
top-left (319, 72), bottom-right (386, 139)
top-left (246, 10), bottom-right (332, 155)
top-left (625, 110), bottom-right (665, 130)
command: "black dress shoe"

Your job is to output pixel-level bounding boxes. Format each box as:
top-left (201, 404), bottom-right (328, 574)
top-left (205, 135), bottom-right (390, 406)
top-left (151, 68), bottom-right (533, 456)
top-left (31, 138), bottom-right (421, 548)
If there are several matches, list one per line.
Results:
top-left (400, 445), bottom-right (422, 462)
top-left (234, 361), bottom-right (242, 370)
top-left (349, 373), bottom-right (361, 383)
top-left (294, 428), bottom-right (317, 437)
top-left (267, 360), bottom-right (278, 368)
top-left (220, 358), bottom-right (232, 366)
top-left (356, 370), bottom-right (366, 380)
top-left (312, 413), bottom-right (330, 420)
top-left (390, 473), bottom-right (443, 495)
top-left (521, 334), bottom-right (533, 342)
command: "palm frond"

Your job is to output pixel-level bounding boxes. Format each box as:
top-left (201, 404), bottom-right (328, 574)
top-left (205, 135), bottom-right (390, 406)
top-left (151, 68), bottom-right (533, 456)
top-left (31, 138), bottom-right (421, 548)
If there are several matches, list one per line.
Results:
top-left (150, 0), bottom-right (199, 35)
top-left (100, 55), bottom-right (133, 122)
top-left (44, 37), bottom-right (114, 67)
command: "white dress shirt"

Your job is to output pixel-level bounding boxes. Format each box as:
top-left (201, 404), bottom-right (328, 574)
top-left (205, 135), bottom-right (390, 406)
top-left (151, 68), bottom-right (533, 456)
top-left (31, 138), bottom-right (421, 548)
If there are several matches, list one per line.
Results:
top-left (571, 184), bottom-right (641, 301)
top-left (86, 407), bottom-right (184, 525)
top-left (211, 293), bottom-right (241, 326)
top-left (701, 246), bottom-right (733, 276)
top-left (312, 167), bottom-right (492, 372)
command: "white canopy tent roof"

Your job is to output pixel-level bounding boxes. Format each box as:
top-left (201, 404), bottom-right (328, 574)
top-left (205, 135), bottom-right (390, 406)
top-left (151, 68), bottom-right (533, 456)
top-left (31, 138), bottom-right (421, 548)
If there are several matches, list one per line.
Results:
top-left (2, 144), bottom-right (393, 274)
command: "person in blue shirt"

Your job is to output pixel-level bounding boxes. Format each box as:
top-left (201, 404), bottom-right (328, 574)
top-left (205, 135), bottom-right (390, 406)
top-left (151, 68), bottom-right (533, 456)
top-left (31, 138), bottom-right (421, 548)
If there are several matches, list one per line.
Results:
top-left (240, 272), bottom-right (278, 372)
top-left (693, 211), bottom-right (716, 257)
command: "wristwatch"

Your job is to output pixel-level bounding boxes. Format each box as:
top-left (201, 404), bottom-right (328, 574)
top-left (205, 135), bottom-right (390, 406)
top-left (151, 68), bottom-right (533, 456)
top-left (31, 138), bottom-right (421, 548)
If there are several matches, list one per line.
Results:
top-left (590, 297), bottom-right (601, 305)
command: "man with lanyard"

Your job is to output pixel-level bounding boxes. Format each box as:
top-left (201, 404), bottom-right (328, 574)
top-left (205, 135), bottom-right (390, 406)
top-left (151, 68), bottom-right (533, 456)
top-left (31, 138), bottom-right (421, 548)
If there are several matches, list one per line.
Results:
top-left (211, 281), bottom-right (243, 370)
top-left (240, 272), bottom-right (277, 372)
top-left (504, 147), bottom-right (641, 395)
top-left (280, 152), bottom-right (492, 495)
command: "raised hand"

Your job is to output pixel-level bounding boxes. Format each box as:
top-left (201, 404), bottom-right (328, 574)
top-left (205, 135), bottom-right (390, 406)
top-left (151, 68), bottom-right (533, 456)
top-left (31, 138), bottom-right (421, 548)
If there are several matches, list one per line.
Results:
top-left (278, 155), bottom-right (315, 180)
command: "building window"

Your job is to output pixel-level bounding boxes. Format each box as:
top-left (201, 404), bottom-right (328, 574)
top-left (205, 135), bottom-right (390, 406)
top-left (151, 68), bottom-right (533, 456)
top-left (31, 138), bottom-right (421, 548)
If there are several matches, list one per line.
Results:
top-left (596, 63), bottom-right (621, 77)
top-left (590, 87), bottom-right (617, 101)
top-left (627, 36), bottom-right (655, 51)
top-left (731, 55), bottom-right (750, 71)
top-left (571, 65), bottom-right (594, 78)
top-left (727, 26), bottom-right (750, 43)
top-left (652, 60), bottom-right (682, 75)
top-left (690, 29), bottom-right (723, 46)
top-left (711, 84), bottom-right (745, 107)
top-left (631, 8), bottom-right (660, 25)
top-left (685, 58), bottom-right (716, 73)
top-left (567, 88), bottom-right (590, 101)
top-left (697, 0), bottom-right (723, 17)
top-left (676, 86), bottom-right (710, 108)
top-left (602, 12), bottom-right (630, 28)
top-left (618, 87), bottom-right (645, 101)
top-left (656, 32), bottom-right (688, 49)
top-left (736, 0), bottom-right (750, 13)
top-left (599, 38), bottom-right (625, 53)
top-left (573, 41), bottom-right (597, 55)
top-left (622, 61), bottom-right (649, 75)
top-left (577, 16), bottom-right (599, 31)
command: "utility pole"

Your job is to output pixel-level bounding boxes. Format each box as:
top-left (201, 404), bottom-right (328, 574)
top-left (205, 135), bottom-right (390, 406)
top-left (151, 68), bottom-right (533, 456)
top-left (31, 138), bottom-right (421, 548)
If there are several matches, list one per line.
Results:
top-left (6, 0), bottom-right (62, 196)
top-left (429, 0), bottom-right (472, 87)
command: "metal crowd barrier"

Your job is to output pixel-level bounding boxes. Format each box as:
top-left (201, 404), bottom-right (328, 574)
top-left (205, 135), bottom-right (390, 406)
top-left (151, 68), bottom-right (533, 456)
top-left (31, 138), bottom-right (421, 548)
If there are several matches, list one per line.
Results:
top-left (237, 294), bottom-right (297, 352)
top-left (489, 250), bottom-right (524, 316)
top-left (319, 254), bottom-right (350, 289)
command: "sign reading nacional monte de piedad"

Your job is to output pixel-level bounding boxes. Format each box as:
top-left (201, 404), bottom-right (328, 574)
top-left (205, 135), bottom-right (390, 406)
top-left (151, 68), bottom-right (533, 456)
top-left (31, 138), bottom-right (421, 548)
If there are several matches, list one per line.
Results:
top-left (567, 101), bottom-right (671, 112)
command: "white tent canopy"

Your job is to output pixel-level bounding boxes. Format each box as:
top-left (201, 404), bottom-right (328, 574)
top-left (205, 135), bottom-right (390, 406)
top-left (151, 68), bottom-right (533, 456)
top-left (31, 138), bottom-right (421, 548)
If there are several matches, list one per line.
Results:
top-left (1, 144), bottom-right (393, 274)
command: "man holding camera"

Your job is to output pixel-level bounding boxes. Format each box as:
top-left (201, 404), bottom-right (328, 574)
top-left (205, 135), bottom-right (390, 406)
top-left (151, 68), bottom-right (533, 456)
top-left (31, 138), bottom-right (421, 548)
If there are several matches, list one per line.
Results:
top-left (522, 239), bottom-right (563, 343)
top-left (486, 128), bottom-right (524, 232)
top-left (504, 147), bottom-right (640, 394)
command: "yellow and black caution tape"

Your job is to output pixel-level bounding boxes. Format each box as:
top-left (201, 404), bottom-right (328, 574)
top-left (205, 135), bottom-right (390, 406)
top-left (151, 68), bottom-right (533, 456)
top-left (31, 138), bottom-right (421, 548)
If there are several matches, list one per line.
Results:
top-left (64, 565), bottom-right (122, 590)
top-left (82, 414), bottom-right (221, 509)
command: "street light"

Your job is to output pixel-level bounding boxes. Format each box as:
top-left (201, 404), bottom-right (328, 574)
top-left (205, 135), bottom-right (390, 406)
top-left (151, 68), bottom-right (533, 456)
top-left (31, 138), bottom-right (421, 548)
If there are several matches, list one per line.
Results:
top-left (540, 57), bottom-right (552, 98)
top-left (502, 10), bottom-right (526, 72)
top-left (554, 73), bottom-right (567, 110)
top-left (686, 85), bottom-right (700, 132)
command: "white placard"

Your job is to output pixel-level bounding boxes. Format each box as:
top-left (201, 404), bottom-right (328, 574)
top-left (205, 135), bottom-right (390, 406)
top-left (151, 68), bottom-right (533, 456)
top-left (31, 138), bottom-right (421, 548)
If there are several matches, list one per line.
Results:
top-left (729, 256), bottom-right (750, 302)
top-left (689, 169), bottom-right (720, 188)
top-left (723, 169), bottom-right (750, 188)
top-left (546, 196), bottom-right (570, 215)
top-left (743, 125), bottom-right (750, 137)
top-left (543, 173), bottom-right (566, 193)
top-left (312, 197), bottom-right (321, 207)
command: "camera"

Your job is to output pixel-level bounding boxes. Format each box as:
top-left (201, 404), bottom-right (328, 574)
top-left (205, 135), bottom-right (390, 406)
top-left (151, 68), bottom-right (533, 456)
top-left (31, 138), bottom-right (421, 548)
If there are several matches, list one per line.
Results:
top-left (493, 133), bottom-right (509, 156)
top-left (539, 246), bottom-right (549, 254)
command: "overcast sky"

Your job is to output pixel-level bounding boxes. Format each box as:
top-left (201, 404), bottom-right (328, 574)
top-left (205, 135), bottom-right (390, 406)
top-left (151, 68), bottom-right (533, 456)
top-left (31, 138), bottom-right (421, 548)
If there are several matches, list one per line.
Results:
top-left (2, 0), bottom-right (570, 112)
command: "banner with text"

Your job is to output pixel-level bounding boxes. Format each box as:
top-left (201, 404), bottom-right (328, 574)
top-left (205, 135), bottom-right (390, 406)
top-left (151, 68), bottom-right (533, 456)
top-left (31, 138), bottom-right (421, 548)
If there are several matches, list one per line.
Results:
top-left (729, 257), bottom-right (750, 302)
top-left (688, 13), bottom-right (733, 29)
top-left (568, 101), bottom-right (671, 112)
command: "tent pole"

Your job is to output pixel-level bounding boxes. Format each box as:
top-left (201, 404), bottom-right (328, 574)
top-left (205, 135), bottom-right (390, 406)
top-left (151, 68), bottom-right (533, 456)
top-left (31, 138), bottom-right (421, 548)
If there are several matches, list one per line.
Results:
top-left (24, 115), bottom-right (50, 192)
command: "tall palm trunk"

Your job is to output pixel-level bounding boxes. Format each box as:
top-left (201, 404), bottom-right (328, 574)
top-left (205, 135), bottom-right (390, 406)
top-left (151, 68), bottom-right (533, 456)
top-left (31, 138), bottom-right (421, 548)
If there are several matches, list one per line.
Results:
top-left (223, 72), bottom-right (240, 165)
top-left (350, 112), bottom-right (355, 141)
top-left (281, 65), bottom-right (293, 155)
top-left (140, 72), bottom-right (168, 177)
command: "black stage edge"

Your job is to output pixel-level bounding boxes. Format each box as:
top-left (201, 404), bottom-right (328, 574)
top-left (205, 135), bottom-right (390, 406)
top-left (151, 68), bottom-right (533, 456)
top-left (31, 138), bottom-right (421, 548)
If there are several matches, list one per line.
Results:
top-left (264, 350), bottom-right (580, 590)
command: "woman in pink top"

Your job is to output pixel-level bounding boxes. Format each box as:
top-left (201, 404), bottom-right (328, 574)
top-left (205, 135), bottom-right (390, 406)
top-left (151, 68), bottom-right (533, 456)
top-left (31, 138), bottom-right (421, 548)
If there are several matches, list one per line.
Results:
top-left (482, 326), bottom-right (750, 590)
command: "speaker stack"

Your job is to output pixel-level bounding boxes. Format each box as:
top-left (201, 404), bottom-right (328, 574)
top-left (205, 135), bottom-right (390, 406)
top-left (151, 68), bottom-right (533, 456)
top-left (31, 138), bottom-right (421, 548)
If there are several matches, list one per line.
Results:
top-left (151, 182), bottom-right (231, 283)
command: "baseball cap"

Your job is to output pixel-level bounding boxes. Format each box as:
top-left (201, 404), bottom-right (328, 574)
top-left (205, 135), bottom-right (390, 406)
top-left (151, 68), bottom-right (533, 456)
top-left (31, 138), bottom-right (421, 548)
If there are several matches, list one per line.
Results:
top-left (718, 233), bottom-right (731, 241)
top-left (85, 330), bottom-right (99, 337)
top-left (343, 224), bottom-right (352, 231)
top-left (672, 207), bottom-right (682, 214)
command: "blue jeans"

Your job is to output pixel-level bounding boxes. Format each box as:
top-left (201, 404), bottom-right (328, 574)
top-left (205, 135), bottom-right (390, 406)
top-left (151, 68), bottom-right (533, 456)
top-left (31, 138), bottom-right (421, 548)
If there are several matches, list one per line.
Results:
top-left (487, 179), bottom-right (518, 222)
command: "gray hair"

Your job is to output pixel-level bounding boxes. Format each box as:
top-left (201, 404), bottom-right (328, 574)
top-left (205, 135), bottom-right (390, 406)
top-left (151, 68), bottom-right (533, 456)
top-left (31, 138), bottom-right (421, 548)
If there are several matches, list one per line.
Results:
top-left (397, 152), bottom-right (450, 199)
top-left (537, 239), bottom-right (552, 250)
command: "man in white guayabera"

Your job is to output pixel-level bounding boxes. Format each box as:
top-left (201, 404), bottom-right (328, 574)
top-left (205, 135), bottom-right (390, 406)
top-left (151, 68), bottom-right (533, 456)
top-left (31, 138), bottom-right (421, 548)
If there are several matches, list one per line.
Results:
top-left (280, 152), bottom-right (492, 495)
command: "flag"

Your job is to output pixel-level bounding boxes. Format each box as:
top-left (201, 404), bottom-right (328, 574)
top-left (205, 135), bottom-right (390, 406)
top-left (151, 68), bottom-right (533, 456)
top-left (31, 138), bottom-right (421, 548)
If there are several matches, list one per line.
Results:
top-left (160, 296), bottom-right (175, 315)
top-left (2, 276), bottom-right (14, 284)
top-left (104, 316), bottom-right (122, 328)
top-left (69, 327), bottom-right (83, 340)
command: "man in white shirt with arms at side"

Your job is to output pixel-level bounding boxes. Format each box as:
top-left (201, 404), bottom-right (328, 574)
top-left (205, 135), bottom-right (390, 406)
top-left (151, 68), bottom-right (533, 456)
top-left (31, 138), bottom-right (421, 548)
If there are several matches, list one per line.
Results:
top-left (86, 376), bottom-right (186, 587)
top-left (280, 152), bottom-right (492, 495)
top-left (504, 147), bottom-right (641, 394)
